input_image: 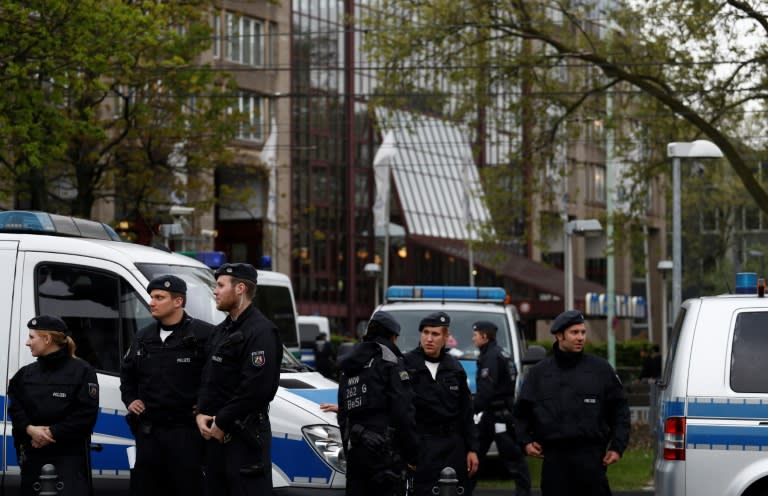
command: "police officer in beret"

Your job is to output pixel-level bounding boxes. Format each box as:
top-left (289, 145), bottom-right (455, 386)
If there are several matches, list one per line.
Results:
top-left (513, 310), bottom-right (631, 496)
top-left (196, 263), bottom-right (282, 496)
top-left (8, 316), bottom-right (99, 496)
top-left (471, 320), bottom-right (530, 496)
top-left (120, 275), bottom-right (213, 496)
top-left (337, 311), bottom-right (420, 496)
top-left (404, 311), bottom-right (478, 496)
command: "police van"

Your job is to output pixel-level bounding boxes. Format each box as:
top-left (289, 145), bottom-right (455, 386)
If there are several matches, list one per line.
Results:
top-left (0, 211), bottom-right (344, 494)
top-left (655, 273), bottom-right (768, 496)
top-left (373, 286), bottom-right (541, 394)
top-left (298, 315), bottom-right (331, 367)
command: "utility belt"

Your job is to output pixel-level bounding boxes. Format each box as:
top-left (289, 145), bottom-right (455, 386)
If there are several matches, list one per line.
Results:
top-left (418, 421), bottom-right (458, 437)
top-left (126, 411), bottom-right (196, 435)
top-left (223, 410), bottom-right (270, 477)
top-left (489, 398), bottom-right (515, 422)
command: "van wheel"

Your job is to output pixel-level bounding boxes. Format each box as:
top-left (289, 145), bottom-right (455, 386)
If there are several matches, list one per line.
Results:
top-left (744, 479), bottom-right (768, 496)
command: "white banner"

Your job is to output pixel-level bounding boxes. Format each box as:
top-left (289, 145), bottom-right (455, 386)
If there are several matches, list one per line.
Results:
top-left (261, 117), bottom-right (278, 225)
top-left (372, 131), bottom-right (397, 229)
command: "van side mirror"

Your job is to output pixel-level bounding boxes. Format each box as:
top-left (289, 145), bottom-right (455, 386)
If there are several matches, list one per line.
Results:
top-left (522, 345), bottom-right (546, 365)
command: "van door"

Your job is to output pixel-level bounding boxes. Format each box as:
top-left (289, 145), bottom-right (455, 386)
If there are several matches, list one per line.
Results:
top-left (14, 252), bottom-right (154, 478)
top-left (0, 240), bottom-right (19, 475)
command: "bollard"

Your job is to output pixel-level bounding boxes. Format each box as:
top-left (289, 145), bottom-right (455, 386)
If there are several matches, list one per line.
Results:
top-left (33, 464), bottom-right (63, 496)
top-left (433, 466), bottom-right (458, 496)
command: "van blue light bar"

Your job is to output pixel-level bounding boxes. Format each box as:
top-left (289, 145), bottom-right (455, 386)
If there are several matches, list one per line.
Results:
top-left (0, 210), bottom-right (122, 241)
top-left (386, 285), bottom-right (507, 302)
top-left (178, 250), bottom-right (227, 269)
top-left (735, 272), bottom-right (757, 294)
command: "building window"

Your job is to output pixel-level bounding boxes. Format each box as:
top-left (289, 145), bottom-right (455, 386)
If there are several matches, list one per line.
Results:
top-left (236, 92), bottom-right (264, 142)
top-left (586, 163), bottom-right (606, 204)
top-left (226, 12), bottom-right (263, 67)
top-left (213, 13), bottom-right (221, 59)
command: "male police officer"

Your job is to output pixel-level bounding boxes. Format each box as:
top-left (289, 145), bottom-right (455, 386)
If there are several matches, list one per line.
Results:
top-left (120, 275), bottom-right (213, 496)
top-left (337, 311), bottom-right (420, 496)
top-left (196, 263), bottom-right (282, 496)
top-left (471, 320), bottom-right (530, 496)
top-left (404, 311), bottom-right (478, 496)
top-left (514, 310), bottom-right (631, 496)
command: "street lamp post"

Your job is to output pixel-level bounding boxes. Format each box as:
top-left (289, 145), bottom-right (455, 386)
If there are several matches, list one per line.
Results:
top-left (657, 259), bottom-right (673, 364)
top-left (363, 262), bottom-right (382, 308)
top-left (667, 140), bottom-right (723, 323)
top-left (564, 219), bottom-right (603, 311)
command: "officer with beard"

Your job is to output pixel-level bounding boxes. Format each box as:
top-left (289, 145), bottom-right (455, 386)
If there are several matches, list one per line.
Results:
top-left (514, 310), bottom-right (630, 496)
top-left (337, 311), bottom-right (420, 496)
top-left (404, 311), bottom-right (478, 496)
top-left (196, 263), bottom-right (282, 496)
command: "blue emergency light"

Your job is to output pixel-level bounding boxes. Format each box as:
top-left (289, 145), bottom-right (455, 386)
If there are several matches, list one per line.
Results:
top-left (386, 285), bottom-right (507, 302)
top-left (0, 210), bottom-right (122, 241)
top-left (178, 250), bottom-right (227, 269)
top-left (735, 272), bottom-right (757, 294)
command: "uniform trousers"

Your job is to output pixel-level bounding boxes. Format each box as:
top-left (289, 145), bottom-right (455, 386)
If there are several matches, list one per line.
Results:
top-left (540, 442), bottom-right (611, 496)
top-left (414, 430), bottom-right (471, 496)
top-left (132, 423), bottom-right (204, 496)
top-left (476, 415), bottom-right (530, 496)
top-left (21, 453), bottom-right (90, 496)
top-left (204, 423), bottom-right (272, 496)
top-left (345, 443), bottom-right (404, 496)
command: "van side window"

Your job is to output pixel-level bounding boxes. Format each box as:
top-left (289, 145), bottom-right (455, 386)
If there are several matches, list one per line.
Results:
top-left (730, 311), bottom-right (768, 393)
top-left (256, 285), bottom-right (298, 348)
top-left (35, 263), bottom-right (153, 374)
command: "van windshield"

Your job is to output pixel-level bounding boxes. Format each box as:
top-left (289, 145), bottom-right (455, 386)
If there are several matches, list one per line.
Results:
top-left (385, 309), bottom-right (512, 359)
top-left (136, 263), bottom-right (225, 326)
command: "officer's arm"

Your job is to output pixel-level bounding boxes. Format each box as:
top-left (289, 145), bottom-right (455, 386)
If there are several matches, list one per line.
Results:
top-left (50, 365), bottom-right (99, 443)
top-left (7, 370), bottom-right (32, 439)
top-left (458, 369), bottom-right (479, 452)
top-left (336, 375), bottom-right (347, 439)
top-left (215, 326), bottom-right (281, 433)
top-left (387, 363), bottom-right (420, 466)
top-left (512, 369), bottom-right (537, 446)
top-left (605, 369), bottom-right (631, 455)
top-left (119, 338), bottom-right (140, 408)
top-left (473, 354), bottom-right (498, 414)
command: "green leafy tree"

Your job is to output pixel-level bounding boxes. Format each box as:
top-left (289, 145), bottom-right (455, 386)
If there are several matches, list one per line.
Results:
top-left (361, 0), bottom-right (768, 223)
top-left (0, 0), bottom-right (240, 221)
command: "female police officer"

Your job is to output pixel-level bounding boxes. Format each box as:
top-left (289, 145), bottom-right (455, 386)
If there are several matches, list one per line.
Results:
top-left (8, 315), bottom-right (99, 496)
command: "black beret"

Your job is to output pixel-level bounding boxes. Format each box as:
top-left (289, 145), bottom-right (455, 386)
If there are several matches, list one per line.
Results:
top-left (550, 310), bottom-right (585, 334)
top-left (28, 315), bottom-right (70, 336)
top-left (214, 263), bottom-right (258, 285)
top-left (146, 275), bottom-right (187, 295)
top-left (368, 311), bottom-right (401, 336)
top-left (419, 311), bottom-right (451, 331)
top-left (472, 320), bottom-right (497, 333)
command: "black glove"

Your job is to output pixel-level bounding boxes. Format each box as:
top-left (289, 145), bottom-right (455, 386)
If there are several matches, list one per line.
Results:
top-left (350, 424), bottom-right (387, 451)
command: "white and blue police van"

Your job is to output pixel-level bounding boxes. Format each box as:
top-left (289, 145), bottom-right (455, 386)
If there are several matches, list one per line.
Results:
top-left (298, 315), bottom-right (331, 367)
top-left (373, 286), bottom-right (542, 394)
top-left (655, 272), bottom-right (768, 496)
top-left (0, 211), bottom-right (344, 495)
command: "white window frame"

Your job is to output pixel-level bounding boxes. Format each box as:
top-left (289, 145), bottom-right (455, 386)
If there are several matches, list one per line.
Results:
top-left (236, 92), bottom-right (264, 142)
top-left (225, 12), bottom-right (263, 67)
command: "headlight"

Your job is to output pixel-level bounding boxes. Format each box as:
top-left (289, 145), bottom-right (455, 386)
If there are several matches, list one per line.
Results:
top-left (301, 424), bottom-right (347, 474)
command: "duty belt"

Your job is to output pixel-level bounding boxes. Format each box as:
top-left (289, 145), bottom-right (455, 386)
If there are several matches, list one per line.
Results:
top-left (419, 422), bottom-right (458, 436)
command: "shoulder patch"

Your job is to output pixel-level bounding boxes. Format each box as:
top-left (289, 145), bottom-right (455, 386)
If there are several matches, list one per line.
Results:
top-left (88, 382), bottom-right (99, 399)
top-left (251, 350), bottom-right (266, 367)
top-left (480, 368), bottom-right (490, 379)
top-left (399, 370), bottom-right (410, 381)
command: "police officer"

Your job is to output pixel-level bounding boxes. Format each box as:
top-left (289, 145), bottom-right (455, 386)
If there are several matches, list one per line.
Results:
top-left (337, 311), bottom-right (420, 496)
top-left (514, 310), bottom-right (631, 496)
top-left (404, 311), bottom-right (478, 496)
top-left (196, 263), bottom-right (282, 496)
top-left (313, 331), bottom-right (336, 379)
top-left (120, 275), bottom-right (212, 496)
top-left (471, 320), bottom-right (531, 496)
top-left (8, 315), bottom-right (99, 496)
